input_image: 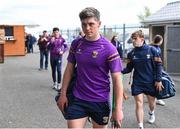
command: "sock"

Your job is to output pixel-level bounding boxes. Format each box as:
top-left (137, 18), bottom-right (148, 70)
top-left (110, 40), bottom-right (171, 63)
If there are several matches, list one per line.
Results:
top-left (138, 123), bottom-right (143, 128)
top-left (149, 110), bottom-right (155, 114)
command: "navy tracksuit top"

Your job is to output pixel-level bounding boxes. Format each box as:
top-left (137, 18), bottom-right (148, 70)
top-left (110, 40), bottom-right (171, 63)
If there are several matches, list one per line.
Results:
top-left (122, 44), bottom-right (162, 86)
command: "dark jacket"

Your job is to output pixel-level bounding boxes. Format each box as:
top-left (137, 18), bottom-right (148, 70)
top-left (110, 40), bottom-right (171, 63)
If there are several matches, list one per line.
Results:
top-left (122, 44), bottom-right (162, 85)
top-left (38, 36), bottom-right (49, 50)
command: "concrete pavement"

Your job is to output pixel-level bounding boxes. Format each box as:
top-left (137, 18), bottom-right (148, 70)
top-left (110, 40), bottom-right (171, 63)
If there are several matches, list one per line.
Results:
top-left (0, 46), bottom-right (180, 128)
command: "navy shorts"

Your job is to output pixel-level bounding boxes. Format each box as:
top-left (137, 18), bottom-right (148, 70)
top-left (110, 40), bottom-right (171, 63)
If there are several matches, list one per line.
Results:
top-left (63, 97), bottom-right (110, 125)
top-left (131, 83), bottom-right (156, 97)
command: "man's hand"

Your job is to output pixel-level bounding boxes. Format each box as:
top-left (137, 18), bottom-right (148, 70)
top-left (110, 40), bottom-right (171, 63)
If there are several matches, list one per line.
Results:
top-left (155, 81), bottom-right (164, 91)
top-left (59, 51), bottom-right (64, 55)
top-left (51, 37), bottom-right (55, 42)
top-left (111, 109), bottom-right (123, 128)
top-left (57, 94), bottom-right (68, 114)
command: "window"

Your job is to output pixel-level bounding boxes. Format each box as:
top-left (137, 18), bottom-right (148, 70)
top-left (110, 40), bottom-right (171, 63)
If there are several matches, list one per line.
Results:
top-left (5, 26), bottom-right (14, 36)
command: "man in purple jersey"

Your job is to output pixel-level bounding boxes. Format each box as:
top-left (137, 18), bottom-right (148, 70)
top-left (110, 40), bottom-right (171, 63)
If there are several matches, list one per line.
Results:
top-left (57, 7), bottom-right (124, 128)
top-left (48, 27), bottom-right (68, 90)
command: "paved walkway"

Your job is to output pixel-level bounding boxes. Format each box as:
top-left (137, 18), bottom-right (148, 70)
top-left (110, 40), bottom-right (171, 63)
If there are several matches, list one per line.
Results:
top-left (0, 45), bottom-right (179, 128)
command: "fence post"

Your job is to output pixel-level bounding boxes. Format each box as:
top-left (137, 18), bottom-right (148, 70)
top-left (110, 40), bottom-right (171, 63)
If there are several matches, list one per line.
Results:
top-left (103, 25), bottom-right (106, 36)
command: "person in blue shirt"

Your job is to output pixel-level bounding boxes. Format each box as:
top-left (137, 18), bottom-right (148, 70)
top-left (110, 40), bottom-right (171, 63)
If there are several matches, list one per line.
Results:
top-left (151, 34), bottom-right (166, 106)
top-left (122, 30), bottom-right (164, 129)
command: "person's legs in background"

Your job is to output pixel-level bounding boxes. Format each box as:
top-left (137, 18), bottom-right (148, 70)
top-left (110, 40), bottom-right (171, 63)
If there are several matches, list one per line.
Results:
top-left (56, 57), bottom-right (62, 90)
top-left (50, 57), bottom-right (57, 89)
top-left (45, 50), bottom-right (49, 70)
top-left (39, 50), bottom-right (44, 70)
top-left (156, 99), bottom-right (165, 106)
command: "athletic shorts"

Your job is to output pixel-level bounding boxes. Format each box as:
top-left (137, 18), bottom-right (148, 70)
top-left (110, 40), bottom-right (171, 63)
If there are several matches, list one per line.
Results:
top-left (131, 83), bottom-right (156, 97)
top-left (63, 97), bottom-right (110, 125)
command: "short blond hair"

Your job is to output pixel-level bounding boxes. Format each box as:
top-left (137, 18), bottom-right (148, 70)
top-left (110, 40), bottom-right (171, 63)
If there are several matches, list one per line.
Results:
top-left (131, 30), bottom-right (144, 39)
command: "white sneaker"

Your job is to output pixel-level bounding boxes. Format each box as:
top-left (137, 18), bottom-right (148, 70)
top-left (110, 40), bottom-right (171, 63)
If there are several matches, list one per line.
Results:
top-left (156, 99), bottom-right (165, 106)
top-left (52, 82), bottom-right (57, 89)
top-left (139, 127), bottom-right (144, 129)
top-left (148, 112), bottom-right (155, 124)
top-left (56, 83), bottom-right (61, 90)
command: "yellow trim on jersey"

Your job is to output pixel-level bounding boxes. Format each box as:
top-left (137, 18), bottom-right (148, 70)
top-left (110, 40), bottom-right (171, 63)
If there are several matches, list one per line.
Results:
top-left (108, 56), bottom-right (120, 62)
top-left (107, 52), bottom-right (119, 59)
top-left (154, 57), bottom-right (162, 62)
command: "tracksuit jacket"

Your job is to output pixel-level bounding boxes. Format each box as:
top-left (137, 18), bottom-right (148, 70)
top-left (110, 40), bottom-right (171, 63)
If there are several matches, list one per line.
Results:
top-left (122, 44), bottom-right (162, 86)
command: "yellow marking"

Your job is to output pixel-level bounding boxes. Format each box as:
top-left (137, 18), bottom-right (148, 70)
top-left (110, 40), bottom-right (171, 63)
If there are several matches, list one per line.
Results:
top-left (108, 56), bottom-right (120, 62)
top-left (107, 52), bottom-right (119, 59)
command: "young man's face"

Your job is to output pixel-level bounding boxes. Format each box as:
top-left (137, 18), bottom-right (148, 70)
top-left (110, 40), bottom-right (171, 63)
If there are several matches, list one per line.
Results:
top-left (81, 17), bottom-right (101, 39)
top-left (132, 36), bottom-right (144, 47)
top-left (53, 30), bottom-right (60, 38)
top-left (43, 32), bottom-right (48, 37)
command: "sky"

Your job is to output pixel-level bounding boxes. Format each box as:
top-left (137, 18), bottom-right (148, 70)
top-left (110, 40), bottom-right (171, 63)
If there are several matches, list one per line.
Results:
top-left (0, 0), bottom-right (176, 32)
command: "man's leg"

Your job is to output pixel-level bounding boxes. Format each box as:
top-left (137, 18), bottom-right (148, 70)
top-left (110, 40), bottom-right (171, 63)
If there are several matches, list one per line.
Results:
top-left (147, 95), bottom-right (156, 124)
top-left (39, 50), bottom-right (44, 69)
top-left (67, 117), bottom-right (87, 128)
top-left (92, 120), bottom-right (108, 128)
top-left (45, 50), bottom-right (49, 70)
top-left (50, 58), bottom-right (57, 88)
top-left (56, 57), bottom-right (62, 90)
top-left (134, 93), bottom-right (144, 128)
top-left (147, 95), bottom-right (156, 111)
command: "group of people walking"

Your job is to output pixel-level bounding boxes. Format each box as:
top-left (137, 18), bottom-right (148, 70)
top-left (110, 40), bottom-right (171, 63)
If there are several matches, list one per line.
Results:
top-left (36, 7), bottom-right (167, 129)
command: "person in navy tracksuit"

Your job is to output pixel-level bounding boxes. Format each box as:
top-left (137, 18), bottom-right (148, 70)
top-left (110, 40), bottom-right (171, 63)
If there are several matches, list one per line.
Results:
top-left (151, 35), bottom-right (166, 106)
top-left (122, 30), bottom-right (163, 129)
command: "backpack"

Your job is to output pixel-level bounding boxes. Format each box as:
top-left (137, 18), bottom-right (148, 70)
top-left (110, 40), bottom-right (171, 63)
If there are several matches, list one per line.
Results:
top-left (148, 46), bottom-right (176, 99)
top-left (55, 38), bottom-right (83, 103)
top-left (156, 70), bottom-right (176, 99)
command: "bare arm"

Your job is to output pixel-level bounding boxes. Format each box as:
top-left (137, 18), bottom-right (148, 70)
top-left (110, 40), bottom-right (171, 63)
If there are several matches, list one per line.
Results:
top-left (111, 72), bottom-right (124, 128)
top-left (57, 62), bottom-right (75, 113)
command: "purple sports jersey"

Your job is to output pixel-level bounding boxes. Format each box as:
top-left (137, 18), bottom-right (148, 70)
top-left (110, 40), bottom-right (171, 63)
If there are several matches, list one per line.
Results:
top-left (68, 36), bottom-right (123, 102)
top-left (49, 37), bottom-right (67, 57)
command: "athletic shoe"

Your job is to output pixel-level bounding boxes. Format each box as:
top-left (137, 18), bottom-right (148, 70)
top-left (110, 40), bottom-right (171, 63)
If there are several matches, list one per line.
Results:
top-left (56, 83), bottom-right (61, 90)
top-left (156, 99), bottom-right (165, 106)
top-left (148, 111), bottom-right (155, 124)
top-left (52, 82), bottom-right (57, 89)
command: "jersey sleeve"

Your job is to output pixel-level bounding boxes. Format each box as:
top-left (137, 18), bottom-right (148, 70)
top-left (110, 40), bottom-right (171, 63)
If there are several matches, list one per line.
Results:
top-left (151, 46), bottom-right (163, 82)
top-left (107, 45), bottom-right (123, 73)
top-left (67, 38), bottom-right (82, 64)
top-left (121, 51), bottom-right (133, 74)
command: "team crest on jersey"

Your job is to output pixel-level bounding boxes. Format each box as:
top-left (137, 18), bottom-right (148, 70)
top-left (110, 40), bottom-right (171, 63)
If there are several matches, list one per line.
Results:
top-left (147, 54), bottom-right (151, 59)
top-left (92, 51), bottom-right (98, 58)
top-left (76, 48), bottom-right (82, 54)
